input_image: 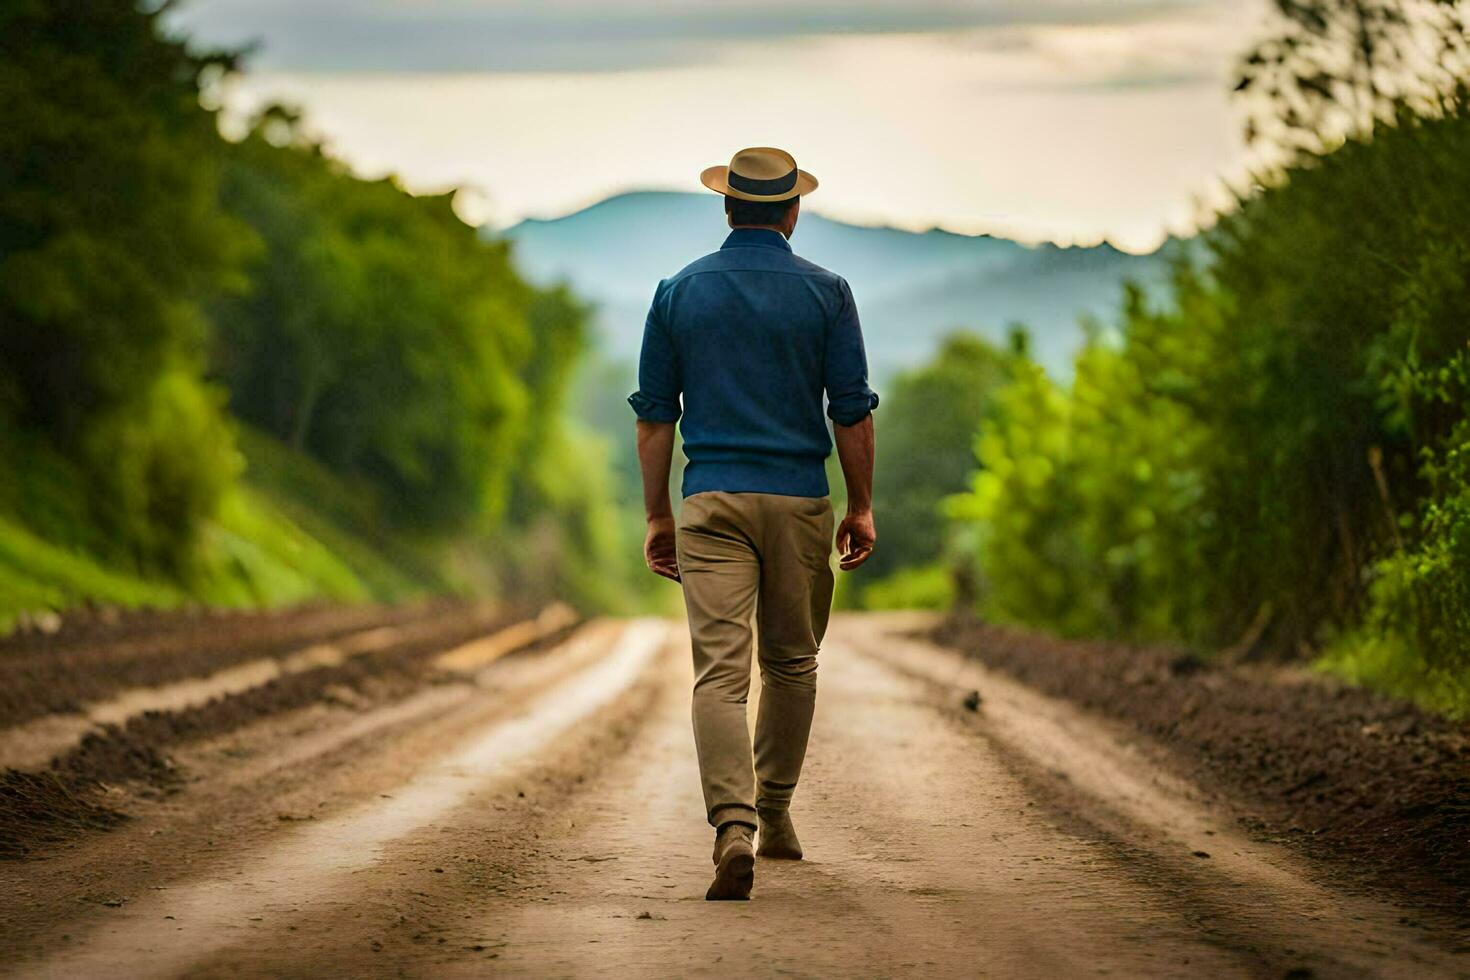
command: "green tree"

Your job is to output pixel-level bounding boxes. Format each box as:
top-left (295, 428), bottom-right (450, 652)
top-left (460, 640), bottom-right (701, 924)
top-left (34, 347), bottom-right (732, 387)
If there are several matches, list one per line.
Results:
top-left (947, 100), bottom-right (1470, 707)
top-left (213, 117), bottom-right (560, 531)
top-left (864, 333), bottom-right (1011, 584)
top-left (0, 0), bottom-right (252, 571)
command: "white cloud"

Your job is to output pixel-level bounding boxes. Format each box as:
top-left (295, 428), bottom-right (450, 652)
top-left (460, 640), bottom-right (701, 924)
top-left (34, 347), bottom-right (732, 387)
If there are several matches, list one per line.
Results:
top-left (171, 0), bottom-right (1235, 72)
top-left (955, 5), bottom-right (1263, 90)
top-left (217, 22), bottom-right (1253, 250)
top-left (192, 0), bottom-right (1265, 246)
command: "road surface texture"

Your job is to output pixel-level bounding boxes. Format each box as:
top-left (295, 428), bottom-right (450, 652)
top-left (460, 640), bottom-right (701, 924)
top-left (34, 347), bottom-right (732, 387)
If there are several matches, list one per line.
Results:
top-left (0, 612), bottom-right (1465, 978)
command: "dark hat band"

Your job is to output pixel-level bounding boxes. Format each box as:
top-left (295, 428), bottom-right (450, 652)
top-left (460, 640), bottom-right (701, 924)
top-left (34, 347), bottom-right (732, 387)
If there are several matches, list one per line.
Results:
top-left (727, 167), bottom-right (798, 197)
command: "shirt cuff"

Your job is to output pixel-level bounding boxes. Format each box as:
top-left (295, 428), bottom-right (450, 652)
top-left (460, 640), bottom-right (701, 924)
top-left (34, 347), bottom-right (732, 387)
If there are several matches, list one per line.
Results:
top-left (827, 389), bottom-right (879, 427)
top-left (628, 391), bottom-right (681, 423)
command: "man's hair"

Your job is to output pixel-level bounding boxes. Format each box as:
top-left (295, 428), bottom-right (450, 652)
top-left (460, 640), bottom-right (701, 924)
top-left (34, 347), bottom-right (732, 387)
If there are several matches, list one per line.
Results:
top-left (725, 194), bottom-right (797, 227)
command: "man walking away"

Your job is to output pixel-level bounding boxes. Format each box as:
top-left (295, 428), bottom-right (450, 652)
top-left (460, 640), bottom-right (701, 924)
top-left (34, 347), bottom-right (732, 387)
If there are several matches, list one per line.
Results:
top-left (629, 146), bottom-right (879, 901)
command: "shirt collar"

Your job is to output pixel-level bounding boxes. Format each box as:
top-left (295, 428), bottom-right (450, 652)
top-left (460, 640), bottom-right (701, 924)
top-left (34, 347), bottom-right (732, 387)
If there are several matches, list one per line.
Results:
top-left (721, 228), bottom-right (793, 253)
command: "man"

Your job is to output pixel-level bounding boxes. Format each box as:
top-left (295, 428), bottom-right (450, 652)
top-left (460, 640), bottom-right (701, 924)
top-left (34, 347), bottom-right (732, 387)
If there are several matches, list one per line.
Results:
top-left (629, 146), bottom-right (878, 901)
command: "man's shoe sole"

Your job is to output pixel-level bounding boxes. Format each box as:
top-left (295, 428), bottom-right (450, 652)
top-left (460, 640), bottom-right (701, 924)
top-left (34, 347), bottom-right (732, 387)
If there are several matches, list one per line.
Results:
top-left (757, 841), bottom-right (803, 860)
top-left (705, 848), bottom-right (755, 900)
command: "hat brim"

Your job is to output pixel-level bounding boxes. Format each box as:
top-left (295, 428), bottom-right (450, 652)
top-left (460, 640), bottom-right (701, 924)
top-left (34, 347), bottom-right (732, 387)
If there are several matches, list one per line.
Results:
top-left (700, 165), bottom-right (818, 202)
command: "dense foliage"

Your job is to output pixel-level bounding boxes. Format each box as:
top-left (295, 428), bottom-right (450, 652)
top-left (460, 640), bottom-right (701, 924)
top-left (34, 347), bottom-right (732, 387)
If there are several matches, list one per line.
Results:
top-left (0, 0), bottom-right (626, 620)
top-left (214, 117), bottom-right (588, 532)
top-left (856, 0), bottom-right (1467, 711)
top-left (942, 104), bottom-right (1470, 709)
top-left (0, 0), bottom-right (249, 573)
top-left (863, 334), bottom-right (1014, 587)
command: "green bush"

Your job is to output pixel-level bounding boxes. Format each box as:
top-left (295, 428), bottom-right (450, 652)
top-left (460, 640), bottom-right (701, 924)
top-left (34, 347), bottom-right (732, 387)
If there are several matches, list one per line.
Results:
top-left (865, 333), bottom-right (1014, 583)
top-left (81, 370), bottom-right (242, 574)
top-left (947, 312), bottom-right (1219, 642)
top-left (861, 564), bottom-right (956, 612)
top-left (946, 356), bottom-right (1091, 630)
top-left (1331, 418), bottom-right (1470, 710)
top-left (946, 102), bottom-right (1470, 709)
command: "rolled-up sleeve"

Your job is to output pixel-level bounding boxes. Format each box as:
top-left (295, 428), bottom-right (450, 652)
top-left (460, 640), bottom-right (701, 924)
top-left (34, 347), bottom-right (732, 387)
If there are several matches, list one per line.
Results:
top-left (628, 281), bottom-right (682, 423)
top-left (824, 278), bottom-right (879, 426)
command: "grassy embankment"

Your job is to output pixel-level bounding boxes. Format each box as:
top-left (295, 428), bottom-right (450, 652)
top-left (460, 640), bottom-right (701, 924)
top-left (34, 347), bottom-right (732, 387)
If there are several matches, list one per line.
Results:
top-left (0, 428), bottom-right (463, 634)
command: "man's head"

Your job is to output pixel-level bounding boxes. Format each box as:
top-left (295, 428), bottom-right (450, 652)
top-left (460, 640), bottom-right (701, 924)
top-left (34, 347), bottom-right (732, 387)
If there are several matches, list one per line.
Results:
top-left (725, 194), bottom-right (800, 238)
top-left (700, 146), bottom-right (817, 240)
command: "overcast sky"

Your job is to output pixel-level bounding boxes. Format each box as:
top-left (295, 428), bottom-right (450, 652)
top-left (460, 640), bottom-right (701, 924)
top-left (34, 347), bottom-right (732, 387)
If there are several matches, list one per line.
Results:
top-left (172, 0), bottom-right (1267, 249)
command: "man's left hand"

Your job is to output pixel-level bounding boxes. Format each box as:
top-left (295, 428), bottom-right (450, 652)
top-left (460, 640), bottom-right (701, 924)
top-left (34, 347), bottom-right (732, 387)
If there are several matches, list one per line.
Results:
top-left (645, 516), bottom-right (681, 582)
top-left (836, 509), bottom-right (876, 571)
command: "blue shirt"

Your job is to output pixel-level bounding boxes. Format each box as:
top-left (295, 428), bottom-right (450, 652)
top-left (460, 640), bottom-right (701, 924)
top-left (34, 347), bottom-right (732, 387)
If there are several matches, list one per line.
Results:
top-left (628, 227), bottom-right (879, 499)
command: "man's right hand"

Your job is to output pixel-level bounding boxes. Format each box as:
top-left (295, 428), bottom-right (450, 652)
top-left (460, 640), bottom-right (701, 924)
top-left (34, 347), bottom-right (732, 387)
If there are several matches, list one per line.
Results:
top-left (836, 509), bottom-right (876, 571)
top-left (644, 515), bottom-right (681, 582)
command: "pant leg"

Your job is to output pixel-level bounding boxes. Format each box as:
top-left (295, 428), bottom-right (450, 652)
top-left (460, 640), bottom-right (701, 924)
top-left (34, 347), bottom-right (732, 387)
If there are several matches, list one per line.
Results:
top-left (752, 494), bottom-right (835, 812)
top-left (676, 493), bottom-right (761, 829)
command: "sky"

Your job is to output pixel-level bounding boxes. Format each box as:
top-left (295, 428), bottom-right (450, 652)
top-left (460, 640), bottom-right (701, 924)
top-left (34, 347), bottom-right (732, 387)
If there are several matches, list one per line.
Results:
top-left (171, 0), bottom-right (1269, 251)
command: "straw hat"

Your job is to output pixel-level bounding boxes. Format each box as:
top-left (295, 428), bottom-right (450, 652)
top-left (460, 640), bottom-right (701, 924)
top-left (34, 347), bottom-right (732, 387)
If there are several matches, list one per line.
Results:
top-left (700, 147), bottom-right (818, 202)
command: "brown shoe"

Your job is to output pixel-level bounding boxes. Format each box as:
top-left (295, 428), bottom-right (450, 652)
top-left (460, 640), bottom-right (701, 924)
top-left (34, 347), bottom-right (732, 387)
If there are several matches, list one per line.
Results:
top-left (706, 824), bottom-right (755, 901)
top-left (757, 807), bottom-right (803, 860)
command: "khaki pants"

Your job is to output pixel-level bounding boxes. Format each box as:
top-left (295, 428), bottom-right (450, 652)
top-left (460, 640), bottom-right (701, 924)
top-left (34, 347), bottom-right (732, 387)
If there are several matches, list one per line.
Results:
top-left (676, 491), bottom-right (835, 829)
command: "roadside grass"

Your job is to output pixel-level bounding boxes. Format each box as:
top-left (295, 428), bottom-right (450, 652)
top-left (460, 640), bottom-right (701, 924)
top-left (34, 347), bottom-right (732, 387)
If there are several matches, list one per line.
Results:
top-left (1317, 632), bottom-right (1470, 720)
top-left (192, 487), bottom-right (371, 608)
top-left (860, 563), bottom-right (956, 611)
top-left (233, 428), bottom-right (455, 600)
top-left (0, 515), bottom-right (185, 632)
top-left (0, 430), bottom-right (462, 633)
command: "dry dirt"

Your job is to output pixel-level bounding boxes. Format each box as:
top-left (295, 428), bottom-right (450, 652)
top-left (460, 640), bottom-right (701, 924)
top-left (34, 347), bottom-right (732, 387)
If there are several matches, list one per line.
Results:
top-left (0, 612), bottom-right (1465, 978)
top-left (930, 614), bottom-right (1470, 922)
top-left (0, 602), bottom-right (465, 728)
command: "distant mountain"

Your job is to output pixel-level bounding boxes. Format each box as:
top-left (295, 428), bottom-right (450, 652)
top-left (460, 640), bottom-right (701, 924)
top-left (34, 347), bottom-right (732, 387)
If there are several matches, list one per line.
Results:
top-left (494, 190), bottom-right (1170, 378)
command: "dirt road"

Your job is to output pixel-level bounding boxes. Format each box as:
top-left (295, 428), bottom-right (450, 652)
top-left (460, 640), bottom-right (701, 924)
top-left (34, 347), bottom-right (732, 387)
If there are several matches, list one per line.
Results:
top-left (1, 614), bottom-right (1464, 978)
